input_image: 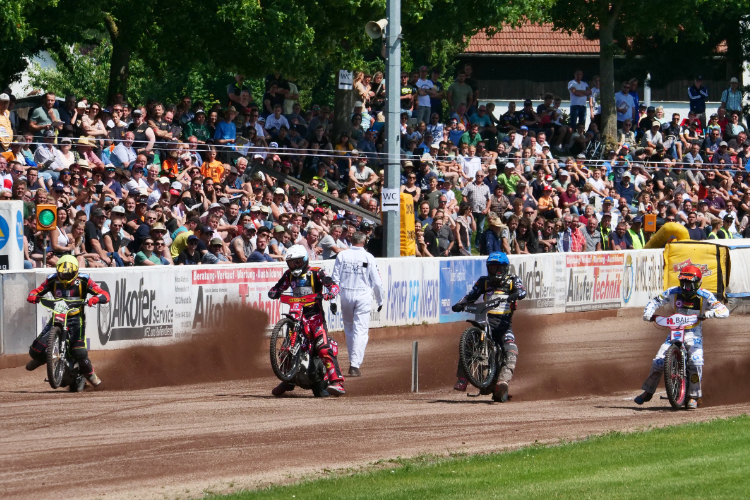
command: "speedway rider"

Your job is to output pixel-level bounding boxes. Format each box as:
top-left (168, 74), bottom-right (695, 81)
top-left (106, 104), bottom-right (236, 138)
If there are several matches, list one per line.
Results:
top-left (452, 252), bottom-right (526, 402)
top-left (635, 265), bottom-right (729, 409)
top-left (268, 244), bottom-right (346, 397)
top-left (25, 255), bottom-right (110, 387)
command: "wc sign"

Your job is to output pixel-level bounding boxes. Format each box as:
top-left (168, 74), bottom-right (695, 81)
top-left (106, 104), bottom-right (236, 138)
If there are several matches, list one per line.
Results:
top-left (381, 188), bottom-right (400, 212)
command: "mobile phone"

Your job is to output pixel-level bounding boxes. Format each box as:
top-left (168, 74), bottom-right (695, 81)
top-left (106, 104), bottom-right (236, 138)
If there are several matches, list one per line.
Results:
top-left (96, 184), bottom-right (103, 194)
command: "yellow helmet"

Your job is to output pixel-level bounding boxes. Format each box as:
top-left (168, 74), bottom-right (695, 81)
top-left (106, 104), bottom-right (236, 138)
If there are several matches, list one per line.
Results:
top-left (56, 255), bottom-right (79, 285)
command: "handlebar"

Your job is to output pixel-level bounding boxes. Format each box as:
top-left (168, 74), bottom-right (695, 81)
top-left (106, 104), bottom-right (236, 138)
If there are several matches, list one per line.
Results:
top-left (38, 297), bottom-right (85, 314)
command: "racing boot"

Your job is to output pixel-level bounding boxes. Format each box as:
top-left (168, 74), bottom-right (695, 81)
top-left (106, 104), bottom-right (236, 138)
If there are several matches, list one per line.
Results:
top-left (348, 366), bottom-right (361, 377)
top-left (271, 382), bottom-right (295, 397)
top-left (492, 381), bottom-right (509, 403)
top-left (634, 392), bottom-right (653, 405)
top-left (454, 378), bottom-right (468, 392)
top-left (25, 359), bottom-right (45, 371)
top-left (326, 382), bottom-right (346, 396)
top-left (687, 398), bottom-right (698, 410)
top-left (86, 373), bottom-right (102, 388)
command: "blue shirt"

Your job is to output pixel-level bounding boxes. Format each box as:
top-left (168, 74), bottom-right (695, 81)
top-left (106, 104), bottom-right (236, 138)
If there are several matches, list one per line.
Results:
top-left (248, 250), bottom-right (274, 262)
top-left (214, 120), bottom-right (236, 147)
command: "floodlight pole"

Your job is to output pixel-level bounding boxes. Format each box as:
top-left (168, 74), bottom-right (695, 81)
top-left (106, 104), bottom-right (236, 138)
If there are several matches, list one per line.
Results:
top-left (383, 0), bottom-right (401, 258)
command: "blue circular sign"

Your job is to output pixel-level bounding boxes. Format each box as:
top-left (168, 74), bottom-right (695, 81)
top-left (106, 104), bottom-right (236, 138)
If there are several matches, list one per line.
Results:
top-left (0, 215), bottom-right (8, 250)
top-left (15, 209), bottom-right (23, 251)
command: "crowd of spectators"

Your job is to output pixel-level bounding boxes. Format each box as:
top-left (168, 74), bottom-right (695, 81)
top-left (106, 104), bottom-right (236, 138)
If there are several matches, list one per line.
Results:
top-left (0, 67), bottom-right (748, 268)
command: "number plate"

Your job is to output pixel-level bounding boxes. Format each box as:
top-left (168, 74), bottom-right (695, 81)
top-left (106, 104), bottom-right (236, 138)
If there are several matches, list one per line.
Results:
top-left (670, 329), bottom-right (684, 342)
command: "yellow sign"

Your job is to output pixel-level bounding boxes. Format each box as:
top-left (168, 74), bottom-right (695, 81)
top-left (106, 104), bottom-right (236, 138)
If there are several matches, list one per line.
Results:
top-left (400, 193), bottom-right (416, 256)
top-left (663, 241), bottom-right (728, 299)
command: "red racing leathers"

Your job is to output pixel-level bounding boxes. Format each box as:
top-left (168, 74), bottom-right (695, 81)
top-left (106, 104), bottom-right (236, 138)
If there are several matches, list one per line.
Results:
top-left (27, 273), bottom-right (110, 376)
top-left (268, 267), bottom-right (344, 384)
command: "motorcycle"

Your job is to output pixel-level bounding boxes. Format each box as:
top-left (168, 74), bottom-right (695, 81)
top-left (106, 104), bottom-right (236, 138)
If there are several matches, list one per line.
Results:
top-left (653, 313), bottom-right (702, 410)
top-left (458, 297), bottom-right (505, 395)
top-left (269, 293), bottom-right (337, 397)
top-left (38, 297), bottom-right (87, 392)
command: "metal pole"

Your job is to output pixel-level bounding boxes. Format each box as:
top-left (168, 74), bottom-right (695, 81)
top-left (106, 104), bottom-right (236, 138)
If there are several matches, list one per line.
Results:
top-left (411, 340), bottom-right (418, 392)
top-left (42, 232), bottom-right (47, 268)
top-left (383, 0), bottom-right (401, 257)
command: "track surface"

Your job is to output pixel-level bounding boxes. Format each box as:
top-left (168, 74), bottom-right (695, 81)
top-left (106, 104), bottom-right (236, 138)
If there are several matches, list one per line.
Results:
top-left (2, 312), bottom-right (750, 499)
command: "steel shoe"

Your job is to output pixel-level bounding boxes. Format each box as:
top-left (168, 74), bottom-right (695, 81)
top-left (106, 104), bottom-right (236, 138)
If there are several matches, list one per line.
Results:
top-left (86, 373), bottom-right (102, 387)
top-left (634, 392), bottom-right (653, 405)
top-left (687, 398), bottom-right (698, 410)
top-left (348, 367), bottom-right (361, 377)
top-left (25, 359), bottom-right (45, 371)
top-left (454, 378), bottom-right (468, 392)
top-left (271, 382), bottom-right (295, 397)
top-left (492, 381), bottom-right (509, 402)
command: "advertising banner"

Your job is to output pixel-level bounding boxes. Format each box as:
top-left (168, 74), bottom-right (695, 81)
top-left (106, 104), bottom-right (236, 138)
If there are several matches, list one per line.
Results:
top-left (564, 252), bottom-right (624, 312)
top-left (621, 250), bottom-right (664, 305)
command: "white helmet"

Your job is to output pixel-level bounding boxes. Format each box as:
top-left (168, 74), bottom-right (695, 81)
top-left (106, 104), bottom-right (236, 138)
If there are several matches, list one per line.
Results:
top-left (285, 244), bottom-right (309, 277)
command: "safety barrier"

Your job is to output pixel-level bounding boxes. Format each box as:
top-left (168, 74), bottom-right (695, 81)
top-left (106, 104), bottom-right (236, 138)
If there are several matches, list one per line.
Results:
top-left (0, 249), bottom-right (669, 356)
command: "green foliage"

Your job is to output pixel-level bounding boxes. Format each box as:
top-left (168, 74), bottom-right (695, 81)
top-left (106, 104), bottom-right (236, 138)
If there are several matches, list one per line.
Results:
top-left (213, 415), bottom-right (750, 499)
top-left (29, 44), bottom-right (110, 102)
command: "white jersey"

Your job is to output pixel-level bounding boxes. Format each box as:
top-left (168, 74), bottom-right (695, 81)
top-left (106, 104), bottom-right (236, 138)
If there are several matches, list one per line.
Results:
top-left (331, 246), bottom-right (384, 305)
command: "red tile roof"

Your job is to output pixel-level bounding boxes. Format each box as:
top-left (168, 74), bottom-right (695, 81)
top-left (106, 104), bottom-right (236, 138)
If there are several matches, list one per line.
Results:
top-left (465, 23), bottom-right (600, 55)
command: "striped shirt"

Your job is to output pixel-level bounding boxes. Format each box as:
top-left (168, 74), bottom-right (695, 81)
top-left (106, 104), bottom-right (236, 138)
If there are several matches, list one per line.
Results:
top-left (720, 88), bottom-right (744, 113)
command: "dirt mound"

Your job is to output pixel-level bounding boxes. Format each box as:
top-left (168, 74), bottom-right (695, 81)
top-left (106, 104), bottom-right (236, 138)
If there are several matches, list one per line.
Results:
top-left (98, 309), bottom-right (271, 390)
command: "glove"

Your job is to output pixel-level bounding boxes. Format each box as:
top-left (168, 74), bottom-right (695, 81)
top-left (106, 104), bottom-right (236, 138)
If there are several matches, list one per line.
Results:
top-left (87, 296), bottom-right (100, 307)
top-left (507, 293), bottom-right (519, 302)
top-left (377, 305), bottom-right (383, 312)
top-left (702, 311), bottom-right (714, 320)
top-left (323, 292), bottom-right (335, 301)
top-left (268, 289), bottom-right (279, 300)
top-left (452, 303), bottom-right (464, 313)
top-left (27, 295), bottom-right (40, 304)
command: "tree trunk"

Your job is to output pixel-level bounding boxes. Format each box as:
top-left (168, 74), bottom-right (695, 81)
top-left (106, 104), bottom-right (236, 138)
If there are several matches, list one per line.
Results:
top-left (599, 0), bottom-right (623, 148)
top-left (103, 13), bottom-right (131, 104)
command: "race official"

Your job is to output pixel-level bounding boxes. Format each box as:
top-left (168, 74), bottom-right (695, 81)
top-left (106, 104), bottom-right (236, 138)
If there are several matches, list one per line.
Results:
top-left (331, 231), bottom-right (384, 377)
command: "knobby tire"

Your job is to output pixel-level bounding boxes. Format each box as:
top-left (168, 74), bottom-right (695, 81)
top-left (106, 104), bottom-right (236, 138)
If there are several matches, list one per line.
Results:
top-left (270, 318), bottom-right (301, 383)
top-left (459, 326), bottom-right (497, 389)
top-left (664, 344), bottom-right (687, 409)
top-left (46, 326), bottom-right (64, 389)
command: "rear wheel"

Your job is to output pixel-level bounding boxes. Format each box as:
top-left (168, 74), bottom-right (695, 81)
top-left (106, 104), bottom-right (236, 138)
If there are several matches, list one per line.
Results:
top-left (270, 318), bottom-right (301, 383)
top-left (664, 344), bottom-right (687, 409)
top-left (459, 326), bottom-right (497, 389)
top-left (46, 327), bottom-right (65, 389)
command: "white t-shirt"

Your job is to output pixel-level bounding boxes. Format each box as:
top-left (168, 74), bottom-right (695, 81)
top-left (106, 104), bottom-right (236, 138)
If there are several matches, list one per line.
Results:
top-left (350, 165), bottom-right (375, 183)
top-left (568, 80), bottom-right (589, 106)
top-left (460, 155), bottom-right (482, 180)
top-left (615, 92), bottom-right (635, 122)
top-left (587, 177), bottom-right (606, 195)
top-left (415, 79), bottom-right (434, 107)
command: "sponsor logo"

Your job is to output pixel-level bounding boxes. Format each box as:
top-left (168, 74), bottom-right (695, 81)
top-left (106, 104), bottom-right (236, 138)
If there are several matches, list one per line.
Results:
top-left (691, 373), bottom-right (700, 384)
top-left (96, 278), bottom-right (174, 345)
top-left (623, 255), bottom-right (634, 303)
top-left (672, 259), bottom-right (711, 276)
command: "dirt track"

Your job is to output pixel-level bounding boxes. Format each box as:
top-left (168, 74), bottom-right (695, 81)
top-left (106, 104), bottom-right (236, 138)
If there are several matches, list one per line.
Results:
top-left (1, 312), bottom-right (749, 500)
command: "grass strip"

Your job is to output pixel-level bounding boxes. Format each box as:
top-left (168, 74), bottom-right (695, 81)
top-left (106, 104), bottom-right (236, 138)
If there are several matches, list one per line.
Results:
top-left (213, 415), bottom-right (750, 500)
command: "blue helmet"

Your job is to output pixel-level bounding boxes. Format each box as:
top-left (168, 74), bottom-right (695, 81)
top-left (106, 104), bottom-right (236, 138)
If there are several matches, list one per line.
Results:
top-left (487, 252), bottom-right (509, 283)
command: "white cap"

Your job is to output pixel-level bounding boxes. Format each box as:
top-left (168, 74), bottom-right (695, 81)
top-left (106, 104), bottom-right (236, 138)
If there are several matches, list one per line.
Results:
top-left (0, 93), bottom-right (9, 101)
top-left (171, 181), bottom-right (183, 191)
top-left (158, 176), bottom-right (170, 184)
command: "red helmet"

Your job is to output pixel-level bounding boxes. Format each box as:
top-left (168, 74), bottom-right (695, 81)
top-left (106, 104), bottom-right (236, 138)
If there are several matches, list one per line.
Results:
top-left (678, 265), bottom-right (702, 295)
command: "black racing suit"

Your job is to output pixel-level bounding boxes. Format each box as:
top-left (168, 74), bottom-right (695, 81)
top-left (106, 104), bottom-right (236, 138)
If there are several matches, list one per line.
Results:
top-left (455, 274), bottom-right (527, 385)
top-left (28, 273), bottom-right (110, 377)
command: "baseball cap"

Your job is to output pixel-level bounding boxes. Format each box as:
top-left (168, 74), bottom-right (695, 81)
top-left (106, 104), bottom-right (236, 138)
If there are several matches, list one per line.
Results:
top-left (209, 238), bottom-right (223, 246)
top-left (274, 187), bottom-right (285, 195)
top-left (273, 224), bottom-right (285, 233)
top-left (647, 106), bottom-right (655, 112)
top-left (354, 101), bottom-right (363, 107)
top-left (0, 93), bottom-right (9, 101)
top-left (43, 129), bottom-right (55, 138)
top-left (520, 125), bottom-right (529, 131)
top-left (559, 169), bottom-right (569, 176)
top-left (243, 223), bottom-right (257, 232)
top-left (603, 197), bottom-right (614, 204)
top-left (724, 214), bottom-right (735, 221)
top-left (524, 99), bottom-right (532, 106)
top-left (208, 202), bottom-right (223, 210)
top-left (488, 164), bottom-right (498, 170)
top-left (719, 141), bottom-right (728, 147)
top-left (696, 75), bottom-right (703, 80)
top-left (53, 181), bottom-right (65, 192)
top-left (621, 143), bottom-right (630, 150)
top-left (622, 171), bottom-right (632, 178)
top-left (187, 235), bottom-right (199, 243)
top-left (632, 216), bottom-right (643, 223)
top-left (269, 142), bottom-right (278, 148)
top-left (111, 206), bottom-right (126, 214)
top-left (158, 176), bottom-right (170, 184)
top-left (218, 197), bottom-right (230, 204)
top-left (91, 208), bottom-right (106, 217)
top-left (195, 109), bottom-right (206, 115)
top-left (132, 109), bottom-right (143, 116)
top-left (730, 77), bottom-right (739, 83)
top-left (577, 153), bottom-right (587, 159)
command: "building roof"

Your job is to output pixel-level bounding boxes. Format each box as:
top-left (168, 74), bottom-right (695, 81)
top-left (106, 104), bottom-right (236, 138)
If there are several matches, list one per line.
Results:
top-left (465, 23), bottom-right (600, 55)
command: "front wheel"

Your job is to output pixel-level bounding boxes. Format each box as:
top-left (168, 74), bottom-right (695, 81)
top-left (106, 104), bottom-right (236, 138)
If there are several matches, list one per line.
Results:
top-left (664, 344), bottom-right (687, 409)
top-left (270, 318), bottom-right (301, 383)
top-left (46, 326), bottom-right (65, 389)
top-left (459, 326), bottom-right (497, 389)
